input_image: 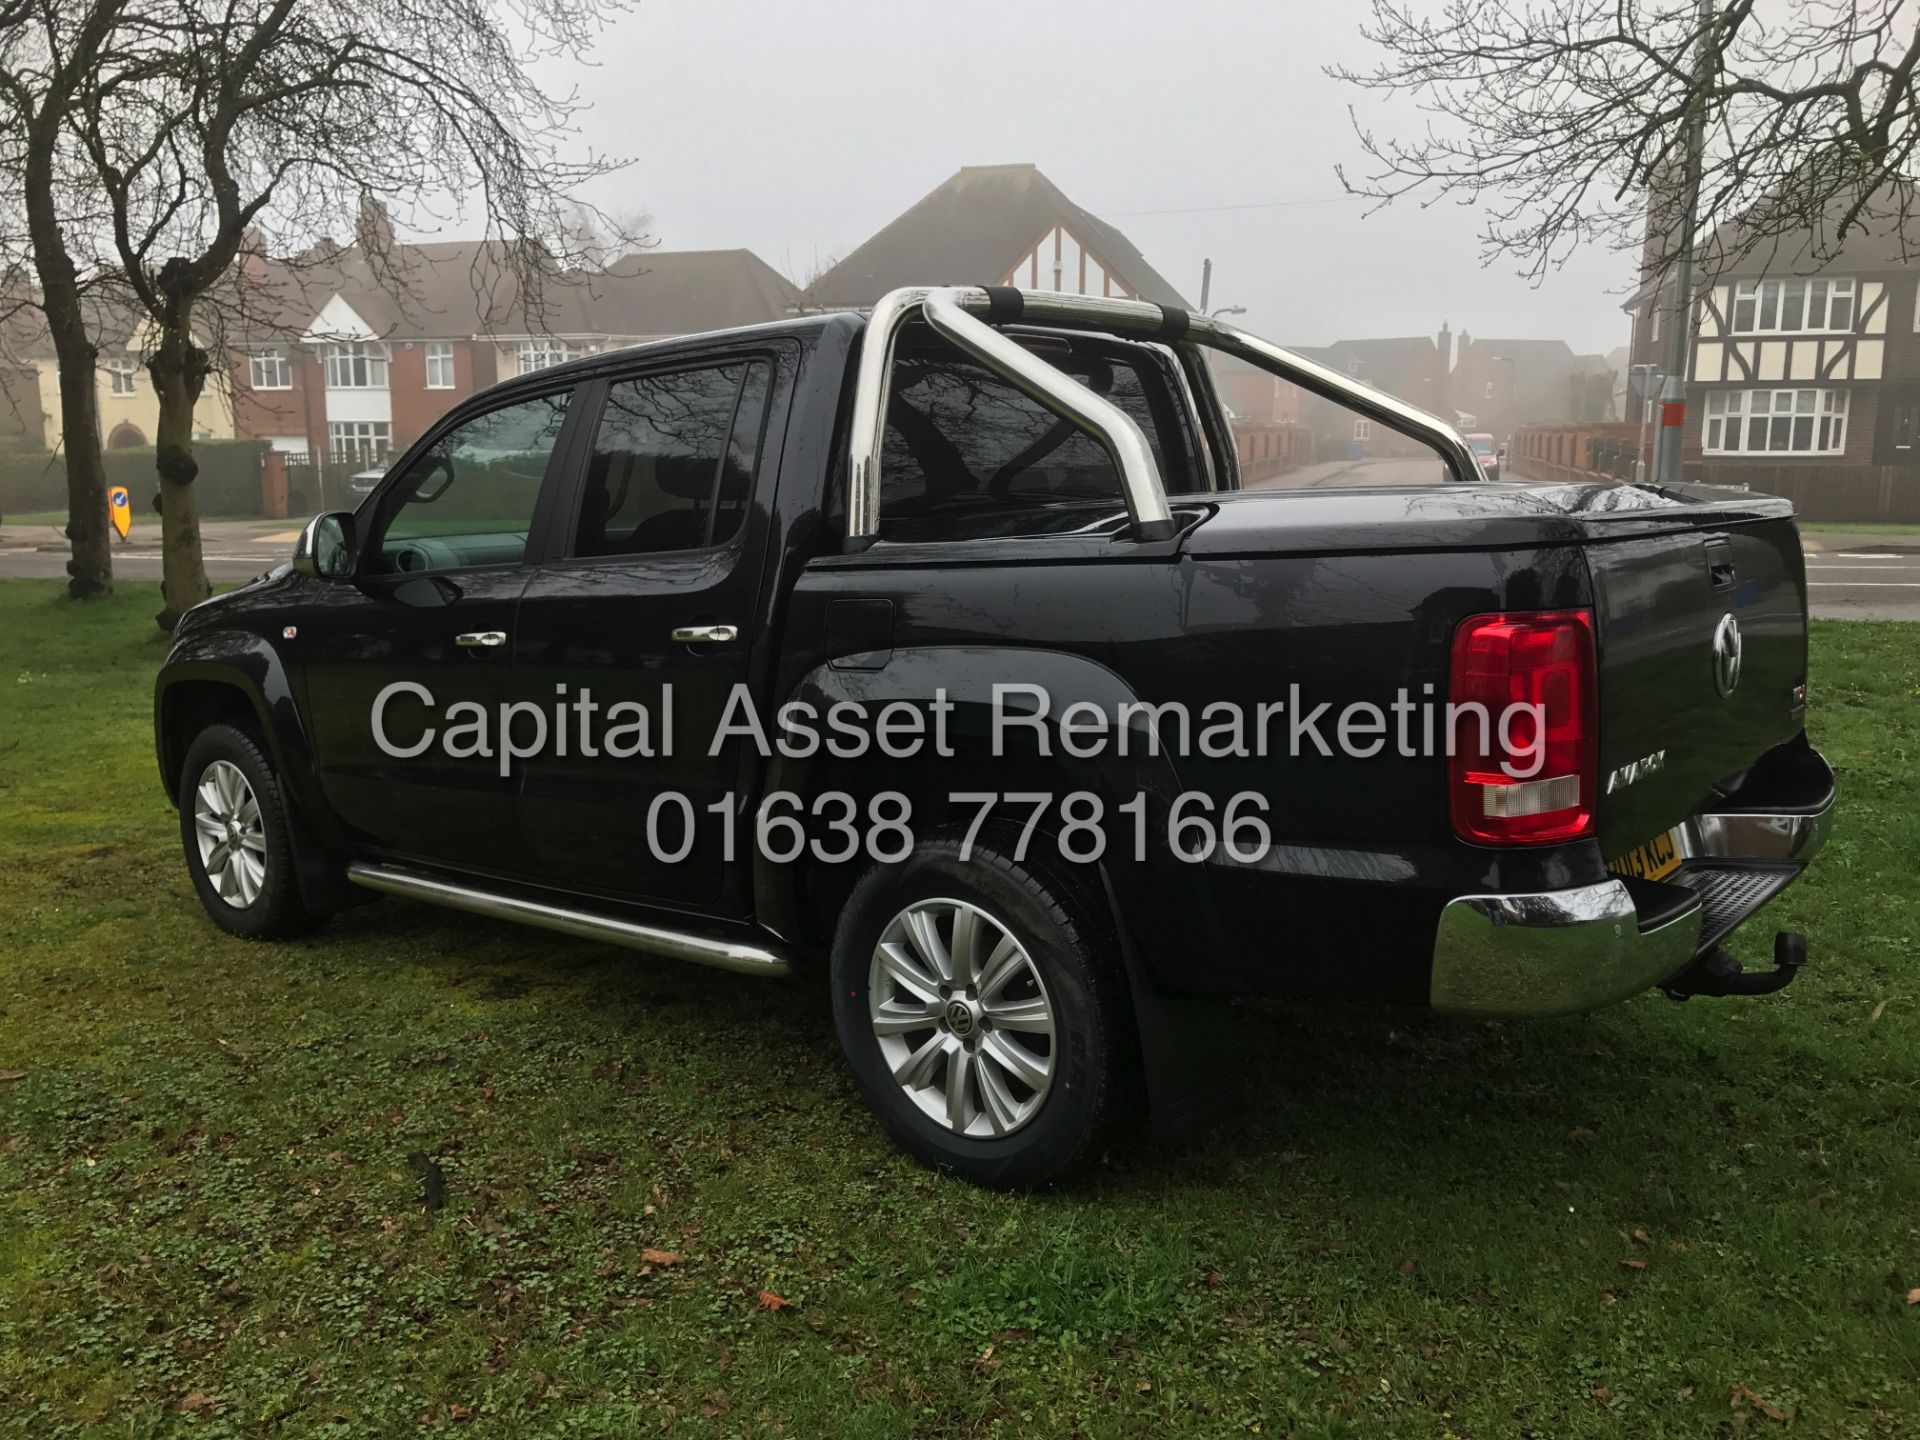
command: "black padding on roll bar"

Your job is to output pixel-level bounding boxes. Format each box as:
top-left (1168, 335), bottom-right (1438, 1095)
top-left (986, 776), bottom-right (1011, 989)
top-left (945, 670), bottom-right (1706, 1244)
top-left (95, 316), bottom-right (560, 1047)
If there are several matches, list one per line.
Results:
top-left (982, 287), bottom-right (1025, 325)
top-left (1155, 306), bottom-right (1191, 341)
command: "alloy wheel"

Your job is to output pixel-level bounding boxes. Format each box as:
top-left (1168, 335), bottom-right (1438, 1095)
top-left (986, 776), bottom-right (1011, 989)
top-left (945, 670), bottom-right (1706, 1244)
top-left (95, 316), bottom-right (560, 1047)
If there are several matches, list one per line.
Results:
top-left (192, 759), bottom-right (268, 909)
top-left (868, 897), bottom-right (1057, 1138)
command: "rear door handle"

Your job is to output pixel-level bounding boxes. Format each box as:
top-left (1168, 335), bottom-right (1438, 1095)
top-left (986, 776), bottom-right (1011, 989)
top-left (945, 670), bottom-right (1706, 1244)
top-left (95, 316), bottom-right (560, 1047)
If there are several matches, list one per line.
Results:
top-left (672, 624), bottom-right (738, 644)
top-left (455, 631), bottom-right (507, 648)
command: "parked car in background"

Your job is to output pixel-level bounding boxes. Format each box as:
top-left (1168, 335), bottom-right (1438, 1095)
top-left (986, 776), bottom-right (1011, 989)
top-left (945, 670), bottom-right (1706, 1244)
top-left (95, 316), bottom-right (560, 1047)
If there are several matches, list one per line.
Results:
top-left (154, 286), bottom-right (1833, 1187)
top-left (1465, 431), bottom-right (1501, 481)
top-left (346, 468), bottom-right (384, 498)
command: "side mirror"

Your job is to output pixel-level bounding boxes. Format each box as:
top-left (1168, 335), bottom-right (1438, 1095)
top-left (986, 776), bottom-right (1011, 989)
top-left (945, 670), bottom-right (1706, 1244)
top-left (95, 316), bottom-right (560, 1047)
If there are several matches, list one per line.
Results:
top-left (293, 511), bottom-right (357, 579)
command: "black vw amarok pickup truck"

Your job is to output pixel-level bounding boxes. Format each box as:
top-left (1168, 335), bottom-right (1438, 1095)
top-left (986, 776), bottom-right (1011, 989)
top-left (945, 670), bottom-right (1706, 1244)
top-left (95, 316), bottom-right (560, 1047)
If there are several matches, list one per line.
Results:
top-left (156, 286), bottom-right (1835, 1186)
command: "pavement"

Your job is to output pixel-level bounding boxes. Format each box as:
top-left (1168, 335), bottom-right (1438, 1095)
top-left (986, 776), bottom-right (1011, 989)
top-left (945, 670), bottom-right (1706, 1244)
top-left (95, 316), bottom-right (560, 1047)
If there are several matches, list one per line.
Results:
top-left (3, 513), bottom-right (1917, 619)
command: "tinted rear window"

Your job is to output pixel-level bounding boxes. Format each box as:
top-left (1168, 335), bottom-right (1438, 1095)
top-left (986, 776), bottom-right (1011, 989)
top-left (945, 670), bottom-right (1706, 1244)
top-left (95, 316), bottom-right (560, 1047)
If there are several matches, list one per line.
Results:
top-left (879, 332), bottom-right (1198, 541)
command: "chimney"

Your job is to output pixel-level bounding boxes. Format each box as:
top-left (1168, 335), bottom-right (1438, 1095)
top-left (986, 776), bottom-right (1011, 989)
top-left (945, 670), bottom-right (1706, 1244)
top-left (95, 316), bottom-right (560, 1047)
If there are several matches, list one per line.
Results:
top-left (355, 194), bottom-right (395, 256)
top-left (238, 226), bottom-right (268, 286)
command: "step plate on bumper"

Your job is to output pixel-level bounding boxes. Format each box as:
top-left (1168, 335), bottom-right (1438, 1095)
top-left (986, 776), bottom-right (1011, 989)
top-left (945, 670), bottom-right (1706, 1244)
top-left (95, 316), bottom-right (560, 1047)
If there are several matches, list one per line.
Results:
top-left (1429, 750), bottom-right (1834, 1019)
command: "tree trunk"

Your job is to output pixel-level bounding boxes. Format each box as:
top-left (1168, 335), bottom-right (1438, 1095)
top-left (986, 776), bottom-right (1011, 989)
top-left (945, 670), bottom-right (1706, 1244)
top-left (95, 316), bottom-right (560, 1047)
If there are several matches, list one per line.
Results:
top-left (149, 313), bottom-right (212, 629)
top-left (26, 179), bottom-right (112, 599)
top-left (50, 330), bottom-right (114, 599)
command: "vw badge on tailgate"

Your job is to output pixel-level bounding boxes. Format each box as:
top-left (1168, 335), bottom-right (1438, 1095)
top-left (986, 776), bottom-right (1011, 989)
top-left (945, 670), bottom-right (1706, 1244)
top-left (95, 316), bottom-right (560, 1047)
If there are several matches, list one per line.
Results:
top-left (1712, 612), bottom-right (1743, 697)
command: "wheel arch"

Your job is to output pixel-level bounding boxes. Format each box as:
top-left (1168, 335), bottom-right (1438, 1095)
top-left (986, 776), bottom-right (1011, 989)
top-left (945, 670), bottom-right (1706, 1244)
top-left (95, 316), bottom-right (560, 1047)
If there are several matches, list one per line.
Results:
top-left (756, 646), bottom-right (1245, 1136)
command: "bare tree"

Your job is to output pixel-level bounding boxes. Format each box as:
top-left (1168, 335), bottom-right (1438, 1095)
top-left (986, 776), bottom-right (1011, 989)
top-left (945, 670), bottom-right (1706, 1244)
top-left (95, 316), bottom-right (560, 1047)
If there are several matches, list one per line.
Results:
top-left (70, 0), bottom-right (635, 626)
top-left (0, 0), bottom-right (127, 599)
top-left (1333, 2), bottom-right (1920, 283)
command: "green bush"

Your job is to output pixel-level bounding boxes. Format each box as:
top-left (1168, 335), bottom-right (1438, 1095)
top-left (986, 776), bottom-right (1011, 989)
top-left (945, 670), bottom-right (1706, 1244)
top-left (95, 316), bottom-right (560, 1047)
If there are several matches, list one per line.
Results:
top-left (0, 438), bottom-right (268, 518)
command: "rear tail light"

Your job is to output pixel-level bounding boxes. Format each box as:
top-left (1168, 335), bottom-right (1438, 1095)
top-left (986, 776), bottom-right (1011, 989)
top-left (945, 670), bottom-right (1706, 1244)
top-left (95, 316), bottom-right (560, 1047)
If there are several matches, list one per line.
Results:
top-left (1448, 610), bottom-right (1596, 845)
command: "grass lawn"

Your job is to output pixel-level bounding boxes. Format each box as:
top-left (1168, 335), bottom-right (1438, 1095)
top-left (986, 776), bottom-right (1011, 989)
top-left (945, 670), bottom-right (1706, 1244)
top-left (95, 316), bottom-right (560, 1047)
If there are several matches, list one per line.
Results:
top-left (1, 582), bottom-right (1917, 1438)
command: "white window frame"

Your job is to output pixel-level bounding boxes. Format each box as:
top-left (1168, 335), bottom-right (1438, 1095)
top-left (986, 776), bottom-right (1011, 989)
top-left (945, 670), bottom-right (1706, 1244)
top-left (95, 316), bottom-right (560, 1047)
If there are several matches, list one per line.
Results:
top-left (248, 347), bottom-right (292, 390)
top-left (105, 356), bottom-right (138, 396)
top-left (1352, 418), bottom-right (1371, 442)
top-left (324, 340), bottom-right (390, 389)
top-left (1702, 388), bottom-right (1849, 456)
top-left (424, 341), bottom-right (456, 389)
top-left (515, 338), bottom-right (597, 376)
top-left (328, 419), bottom-right (392, 457)
top-left (1727, 278), bottom-right (1856, 335)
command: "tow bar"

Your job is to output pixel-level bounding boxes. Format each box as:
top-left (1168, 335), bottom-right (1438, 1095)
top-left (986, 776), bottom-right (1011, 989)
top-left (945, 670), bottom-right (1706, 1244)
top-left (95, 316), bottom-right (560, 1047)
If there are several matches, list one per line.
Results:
top-left (1664, 931), bottom-right (1808, 1001)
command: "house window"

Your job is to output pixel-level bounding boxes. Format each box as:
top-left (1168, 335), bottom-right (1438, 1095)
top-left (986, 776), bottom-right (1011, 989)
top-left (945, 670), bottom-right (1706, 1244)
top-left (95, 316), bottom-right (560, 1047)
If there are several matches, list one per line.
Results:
top-left (324, 341), bottom-right (389, 388)
top-left (1728, 278), bottom-right (1855, 335)
top-left (516, 338), bottom-right (596, 375)
top-left (425, 341), bottom-right (456, 389)
top-left (328, 420), bottom-right (392, 459)
top-left (1703, 389), bottom-right (1849, 456)
top-left (105, 356), bottom-right (138, 396)
top-left (1352, 418), bottom-right (1371, 442)
top-left (248, 347), bottom-right (291, 390)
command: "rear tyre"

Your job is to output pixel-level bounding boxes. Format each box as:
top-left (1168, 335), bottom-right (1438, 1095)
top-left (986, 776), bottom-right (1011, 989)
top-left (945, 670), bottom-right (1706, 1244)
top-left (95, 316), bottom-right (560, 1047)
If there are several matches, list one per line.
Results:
top-left (178, 723), bottom-right (325, 940)
top-left (831, 835), bottom-right (1137, 1188)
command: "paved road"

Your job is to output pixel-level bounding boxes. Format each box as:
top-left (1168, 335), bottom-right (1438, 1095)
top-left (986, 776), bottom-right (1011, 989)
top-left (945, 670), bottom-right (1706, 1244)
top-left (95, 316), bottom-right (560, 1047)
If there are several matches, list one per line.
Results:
top-left (2, 512), bottom-right (1916, 619)
top-left (1803, 546), bottom-right (1920, 622)
top-left (0, 544), bottom-right (285, 583)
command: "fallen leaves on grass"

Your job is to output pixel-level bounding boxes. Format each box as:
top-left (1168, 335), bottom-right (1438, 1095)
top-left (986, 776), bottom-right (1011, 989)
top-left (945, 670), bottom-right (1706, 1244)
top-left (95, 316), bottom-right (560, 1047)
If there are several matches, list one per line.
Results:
top-left (1906, 1286), bottom-right (1920, 1305)
top-left (1591, 1386), bottom-right (1613, 1406)
top-left (1731, 1383), bottom-right (1795, 1423)
top-left (169, 1392), bottom-right (215, 1415)
top-left (1620, 1259), bottom-right (1649, 1272)
top-left (641, 1248), bottom-right (681, 1267)
top-left (756, 1290), bottom-right (791, 1311)
top-left (0, 1068), bottom-right (26, 1082)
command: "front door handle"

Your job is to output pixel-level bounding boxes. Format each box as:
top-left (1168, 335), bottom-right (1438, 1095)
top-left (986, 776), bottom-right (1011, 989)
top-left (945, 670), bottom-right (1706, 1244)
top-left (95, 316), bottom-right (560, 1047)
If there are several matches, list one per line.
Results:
top-left (672, 624), bottom-right (738, 645)
top-left (455, 631), bottom-right (507, 648)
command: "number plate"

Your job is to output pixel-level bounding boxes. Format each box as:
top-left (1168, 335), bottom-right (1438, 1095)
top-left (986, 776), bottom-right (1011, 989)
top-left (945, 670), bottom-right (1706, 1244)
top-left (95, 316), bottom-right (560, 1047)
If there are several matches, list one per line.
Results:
top-left (1607, 827), bottom-right (1684, 882)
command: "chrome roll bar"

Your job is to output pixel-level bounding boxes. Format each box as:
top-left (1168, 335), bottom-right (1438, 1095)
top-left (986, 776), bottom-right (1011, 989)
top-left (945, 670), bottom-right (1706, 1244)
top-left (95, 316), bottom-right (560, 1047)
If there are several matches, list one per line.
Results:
top-left (846, 286), bottom-right (1483, 548)
top-left (922, 289), bottom-right (1175, 541)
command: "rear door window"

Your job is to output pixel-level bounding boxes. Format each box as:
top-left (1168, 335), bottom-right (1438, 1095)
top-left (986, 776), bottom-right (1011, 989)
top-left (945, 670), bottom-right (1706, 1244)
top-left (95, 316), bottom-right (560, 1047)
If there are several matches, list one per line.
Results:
top-left (573, 362), bottom-right (772, 557)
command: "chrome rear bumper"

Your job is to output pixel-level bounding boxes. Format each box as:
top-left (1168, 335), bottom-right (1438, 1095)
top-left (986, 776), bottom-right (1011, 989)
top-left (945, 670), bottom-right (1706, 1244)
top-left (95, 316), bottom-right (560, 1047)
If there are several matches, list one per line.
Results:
top-left (1429, 755), bottom-right (1834, 1018)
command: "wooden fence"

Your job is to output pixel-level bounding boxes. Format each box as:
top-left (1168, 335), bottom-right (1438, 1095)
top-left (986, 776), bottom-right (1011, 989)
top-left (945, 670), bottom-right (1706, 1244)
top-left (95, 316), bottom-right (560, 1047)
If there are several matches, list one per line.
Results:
top-left (1235, 422), bottom-right (1315, 484)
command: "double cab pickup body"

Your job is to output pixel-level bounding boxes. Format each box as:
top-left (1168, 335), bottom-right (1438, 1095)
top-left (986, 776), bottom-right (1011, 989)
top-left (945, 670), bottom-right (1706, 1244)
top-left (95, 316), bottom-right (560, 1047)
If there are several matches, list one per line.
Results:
top-left (157, 286), bottom-right (1835, 1185)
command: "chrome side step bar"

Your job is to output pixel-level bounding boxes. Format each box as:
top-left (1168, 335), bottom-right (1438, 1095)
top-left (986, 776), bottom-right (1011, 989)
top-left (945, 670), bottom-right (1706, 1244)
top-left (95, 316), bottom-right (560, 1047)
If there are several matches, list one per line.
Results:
top-left (345, 863), bottom-right (793, 978)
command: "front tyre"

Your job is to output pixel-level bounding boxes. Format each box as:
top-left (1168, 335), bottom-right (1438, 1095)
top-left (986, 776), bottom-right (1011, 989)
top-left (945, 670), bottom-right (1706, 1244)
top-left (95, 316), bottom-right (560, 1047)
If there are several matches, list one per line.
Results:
top-left (830, 837), bottom-right (1137, 1188)
top-left (178, 723), bottom-right (324, 940)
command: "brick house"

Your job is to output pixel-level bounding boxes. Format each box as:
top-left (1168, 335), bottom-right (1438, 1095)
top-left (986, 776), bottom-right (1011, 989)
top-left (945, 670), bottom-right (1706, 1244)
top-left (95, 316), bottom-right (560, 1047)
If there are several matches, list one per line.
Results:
top-left (800, 163), bottom-right (1191, 310)
top-left (227, 230), bottom-right (799, 462)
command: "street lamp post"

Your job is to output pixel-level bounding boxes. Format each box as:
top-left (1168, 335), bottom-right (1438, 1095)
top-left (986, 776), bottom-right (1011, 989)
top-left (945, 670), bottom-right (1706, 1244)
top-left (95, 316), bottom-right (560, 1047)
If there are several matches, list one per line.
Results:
top-left (1630, 363), bottom-right (1661, 483)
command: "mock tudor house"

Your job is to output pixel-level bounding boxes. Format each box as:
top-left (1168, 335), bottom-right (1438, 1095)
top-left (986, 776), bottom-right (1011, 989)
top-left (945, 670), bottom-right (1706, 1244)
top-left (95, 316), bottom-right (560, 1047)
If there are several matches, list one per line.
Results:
top-left (227, 219), bottom-right (799, 463)
top-left (799, 163), bottom-right (1191, 311)
top-left (1626, 195), bottom-right (1920, 471)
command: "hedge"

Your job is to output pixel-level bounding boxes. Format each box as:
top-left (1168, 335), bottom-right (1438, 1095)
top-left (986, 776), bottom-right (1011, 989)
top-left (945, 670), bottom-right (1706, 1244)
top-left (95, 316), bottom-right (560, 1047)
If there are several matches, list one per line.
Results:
top-left (0, 439), bottom-right (268, 519)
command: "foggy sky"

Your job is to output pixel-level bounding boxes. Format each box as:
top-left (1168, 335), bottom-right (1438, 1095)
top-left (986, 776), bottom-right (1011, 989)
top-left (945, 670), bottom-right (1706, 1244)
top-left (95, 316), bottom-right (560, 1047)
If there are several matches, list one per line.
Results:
top-left (553, 0), bottom-right (1636, 356)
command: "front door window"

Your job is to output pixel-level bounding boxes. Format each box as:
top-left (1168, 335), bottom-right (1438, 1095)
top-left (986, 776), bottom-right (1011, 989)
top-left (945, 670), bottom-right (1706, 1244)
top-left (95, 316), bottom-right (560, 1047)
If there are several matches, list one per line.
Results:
top-left (365, 390), bottom-right (571, 574)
